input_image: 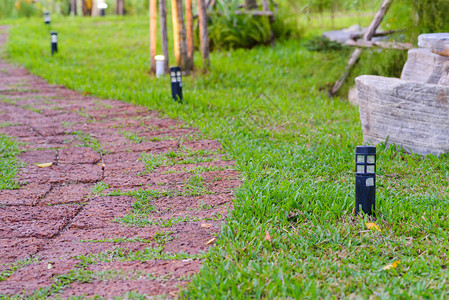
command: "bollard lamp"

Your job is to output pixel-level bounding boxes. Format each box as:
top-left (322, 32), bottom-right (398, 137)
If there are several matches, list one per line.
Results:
top-left (44, 11), bottom-right (51, 25)
top-left (98, 2), bottom-right (108, 16)
top-left (155, 55), bottom-right (165, 78)
top-left (170, 66), bottom-right (183, 102)
top-left (51, 31), bottom-right (58, 55)
top-left (355, 145), bottom-right (376, 216)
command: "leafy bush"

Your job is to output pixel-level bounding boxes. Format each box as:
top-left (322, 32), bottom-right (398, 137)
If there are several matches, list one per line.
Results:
top-left (0, 0), bottom-right (16, 19)
top-left (208, 0), bottom-right (300, 50)
top-left (305, 36), bottom-right (343, 51)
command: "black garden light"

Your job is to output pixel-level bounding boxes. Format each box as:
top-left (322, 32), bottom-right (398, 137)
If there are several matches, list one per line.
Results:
top-left (355, 146), bottom-right (376, 216)
top-left (50, 31), bottom-right (58, 55)
top-left (98, 2), bottom-right (108, 16)
top-left (170, 66), bottom-right (183, 102)
top-left (44, 11), bottom-right (51, 25)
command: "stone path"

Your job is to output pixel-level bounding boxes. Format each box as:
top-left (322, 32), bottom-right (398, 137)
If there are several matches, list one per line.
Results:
top-left (0, 26), bottom-right (239, 298)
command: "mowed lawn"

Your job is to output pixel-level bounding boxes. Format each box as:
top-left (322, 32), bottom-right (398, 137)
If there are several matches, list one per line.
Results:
top-left (4, 15), bottom-right (449, 298)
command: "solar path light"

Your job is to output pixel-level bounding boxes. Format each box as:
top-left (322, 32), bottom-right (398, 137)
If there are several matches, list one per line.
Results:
top-left (44, 11), bottom-right (51, 25)
top-left (51, 31), bottom-right (58, 55)
top-left (155, 55), bottom-right (165, 78)
top-left (98, 2), bottom-right (108, 16)
top-left (355, 145), bottom-right (376, 216)
top-left (170, 66), bottom-right (183, 102)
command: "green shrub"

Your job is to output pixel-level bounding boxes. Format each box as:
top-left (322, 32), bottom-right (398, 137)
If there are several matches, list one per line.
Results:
top-left (0, 0), bottom-right (16, 19)
top-left (305, 36), bottom-right (343, 51)
top-left (208, 0), bottom-right (301, 50)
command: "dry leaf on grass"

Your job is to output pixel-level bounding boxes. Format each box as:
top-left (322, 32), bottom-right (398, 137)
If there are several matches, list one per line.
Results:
top-left (382, 261), bottom-right (400, 270)
top-left (37, 162), bottom-right (53, 168)
top-left (201, 223), bottom-right (212, 228)
top-left (366, 222), bottom-right (381, 232)
top-left (205, 238), bottom-right (216, 245)
top-left (265, 230), bottom-right (272, 242)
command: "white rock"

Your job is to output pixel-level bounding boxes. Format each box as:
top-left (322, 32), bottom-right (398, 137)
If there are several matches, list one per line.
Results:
top-left (348, 86), bottom-right (358, 106)
top-left (418, 33), bottom-right (449, 57)
top-left (438, 61), bottom-right (449, 86)
top-left (401, 48), bottom-right (449, 84)
top-left (355, 75), bottom-right (449, 156)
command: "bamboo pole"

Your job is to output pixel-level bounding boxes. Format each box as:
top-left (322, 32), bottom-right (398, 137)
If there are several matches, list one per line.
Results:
top-left (186, 0), bottom-right (194, 66)
top-left (330, 0), bottom-right (394, 97)
top-left (171, 0), bottom-right (181, 66)
top-left (150, 0), bottom-right (158, 74)
top-left (347, 40), bottom-right (412, 50)
top-left (197, 0), bottom-right (209, 69)
top-left (176, 0), bottom-right (191, 73)
top-left (159, 0), bottom-right (169, 73)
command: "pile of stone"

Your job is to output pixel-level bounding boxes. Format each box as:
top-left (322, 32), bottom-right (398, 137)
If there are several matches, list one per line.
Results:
top-left (355, 33), bottom-right (449, 156)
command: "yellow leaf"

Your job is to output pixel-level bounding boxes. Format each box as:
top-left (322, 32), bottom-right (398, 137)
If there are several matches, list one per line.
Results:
top-left (265, 230), bottom-right (272, 242)
top-left (366, 222), bottom-right (381, 232)
top-left (382, 261), bottom-right (400, 270)
top-left (201, 223), bottom-right (212, 228)
top-left (205, 238), bottom-right (216, 245)
top-left (97, 163), bottom-right (105, 167)
top-left (37, 162), bottom-right (53, 168)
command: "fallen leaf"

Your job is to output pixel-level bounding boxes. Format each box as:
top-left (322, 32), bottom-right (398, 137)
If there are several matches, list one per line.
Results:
top-left (37, 162), bottom-right (53, 168)
top-left (366, 222), bottom-right (381, 232)
top-left (382, 261), bottom-right (400, 270)
top-left (205, 238), bottom-right (216, 245)
top-left (47, 263), bottom-right (53, 270)
top-left (97, 163), bottom-right (105, 167)
top-left (265, 230), bottom-right (272, 242)
top-left (201, 223), bottom-right (212, 228)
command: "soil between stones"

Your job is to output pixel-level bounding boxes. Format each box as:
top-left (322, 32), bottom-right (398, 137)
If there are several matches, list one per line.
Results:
top-left (0, 26), bottom-right (240, 298)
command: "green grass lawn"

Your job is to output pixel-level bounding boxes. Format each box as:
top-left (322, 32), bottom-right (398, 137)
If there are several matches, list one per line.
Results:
top-left (4, 15), bottom-right (449, 298)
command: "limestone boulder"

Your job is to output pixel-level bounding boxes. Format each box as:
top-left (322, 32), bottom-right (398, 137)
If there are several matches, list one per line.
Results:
top-left (400, 48), bottom-right (449, 84)
top-left (355, 75), bottom-right (449, 156)
top-left (418, 33), bottom-right (449, 57)
top-left (438, 61), bottom-right (449, 86)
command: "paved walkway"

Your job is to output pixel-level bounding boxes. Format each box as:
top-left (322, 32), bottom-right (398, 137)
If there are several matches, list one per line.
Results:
top-left (0, 26), bottom-right (239, 298)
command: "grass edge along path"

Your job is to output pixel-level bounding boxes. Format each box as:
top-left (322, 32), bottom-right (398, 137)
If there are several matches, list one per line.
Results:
top-left (5, 17), bottom-right (449, 298)
top-left (0, 133), bottom-right (22, 190)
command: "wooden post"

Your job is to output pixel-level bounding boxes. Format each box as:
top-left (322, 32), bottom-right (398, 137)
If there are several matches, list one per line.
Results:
top-left (197, 0), bottom-right (210, 69)
top-left (116, 0), bottom-right (124, 15)
top-left (150, 0), bottom-right (158, 74)
top-left (175, 0), bottom-right (191, 73)
top-left (245, 0), bottom-right (258, 9)
top-left (330, 0), bottom-right (394, 97)
top-left (70, 0), bottom-right (77, 15)
top-left (159, 0), bottom-right (169, 73)
top-left (186, 0), bottom-right (194, 67)
top-left (171, 0), bottom-right (181, 66)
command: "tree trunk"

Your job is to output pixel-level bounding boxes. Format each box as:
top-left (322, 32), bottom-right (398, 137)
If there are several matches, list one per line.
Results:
top-left (116, 0), bottom-right (124, 15)
top-left (185, 0), bottom-right (194, 67)
top-left (245, 0), bottom-right (257, 9)
top-left (150, 0), bottom-right (158, 73)
top-left (159, 0), bottom-right (169, 73)
top-left (197, 0), bottom-right (209, 69)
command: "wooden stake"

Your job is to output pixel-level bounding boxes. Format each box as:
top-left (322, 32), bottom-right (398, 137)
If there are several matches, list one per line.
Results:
top-left (197, 0), bottom-right (210, 69)
top-left (186, 0), bottom-right (194, 67)
top-left (116, 0), bottom-right (124, 15)
top-left (150, 0), bottom-right (158, 74)
top-left (330, 0), bottom-right (394, 97)
top-left (171, 0), bottom-right (181, 66)
top-left (176, 0), bottom-right (191, 73)
top-left (159, 0), bottom-right (169, 73)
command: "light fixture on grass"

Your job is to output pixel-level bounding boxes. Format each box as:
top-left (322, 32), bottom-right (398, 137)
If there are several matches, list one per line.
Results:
top-left (98, 2), bottom-right (108, 16)
top-left (51, 31), bottom-right (58, 55)
top-left (44, 11), bottom-right (51, 25)
top-left (170, 66), bottom-right (183, 102)
top-left (155, 55), bottom-right (165, 78)
top-left (355, 145), bottom-right (376, 216)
